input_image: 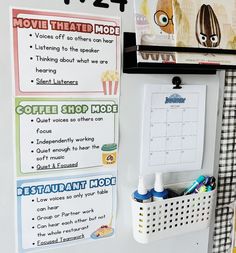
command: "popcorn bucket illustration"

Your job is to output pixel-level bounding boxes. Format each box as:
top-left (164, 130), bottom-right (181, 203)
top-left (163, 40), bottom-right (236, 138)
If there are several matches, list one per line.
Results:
top-left (102, 143), bottom-right (117, 165)
top-left (101, 70), bottom-right (119, 95)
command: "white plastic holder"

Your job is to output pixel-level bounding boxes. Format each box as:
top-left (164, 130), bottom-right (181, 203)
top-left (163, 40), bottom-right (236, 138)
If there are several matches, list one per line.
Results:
top-left (131, 190), bottom-right (216, 244)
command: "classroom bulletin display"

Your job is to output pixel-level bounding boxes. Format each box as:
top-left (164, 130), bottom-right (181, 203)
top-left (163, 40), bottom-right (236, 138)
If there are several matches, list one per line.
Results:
top-left (11, 8), bottom-right (120, 252)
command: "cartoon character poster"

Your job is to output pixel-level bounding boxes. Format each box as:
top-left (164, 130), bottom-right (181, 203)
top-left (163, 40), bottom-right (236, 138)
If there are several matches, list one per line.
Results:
top-left (173, 0), bottom-right (236, 65)
top-left (134, 0), bottom-right (176, 63)
top-left (195, 4), bottom-right (221, 48)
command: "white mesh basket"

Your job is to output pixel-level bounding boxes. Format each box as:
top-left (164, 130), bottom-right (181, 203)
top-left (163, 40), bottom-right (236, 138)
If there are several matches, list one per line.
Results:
top-left (131, 190), bottom-right (216, 244)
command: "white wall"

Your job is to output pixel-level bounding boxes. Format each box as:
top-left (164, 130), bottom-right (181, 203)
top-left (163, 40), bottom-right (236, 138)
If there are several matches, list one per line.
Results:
top-left (0, 1), bottom-right (224, 253)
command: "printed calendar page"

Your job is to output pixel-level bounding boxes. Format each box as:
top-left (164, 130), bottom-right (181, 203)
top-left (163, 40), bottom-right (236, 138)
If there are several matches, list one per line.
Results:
top-left (140, 84), bottom-right (206, 175)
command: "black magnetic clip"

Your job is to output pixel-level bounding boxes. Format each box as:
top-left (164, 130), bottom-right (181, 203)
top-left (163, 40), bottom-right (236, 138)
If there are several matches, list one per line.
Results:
top-left (172, 76), bottom-right (182, 89)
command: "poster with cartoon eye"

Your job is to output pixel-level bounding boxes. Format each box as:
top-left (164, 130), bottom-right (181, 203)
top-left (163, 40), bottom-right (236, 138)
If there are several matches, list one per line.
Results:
top-left (134, 0), bottom-right (176, 63)
top-left (173, 0), bottom-right (236, 65)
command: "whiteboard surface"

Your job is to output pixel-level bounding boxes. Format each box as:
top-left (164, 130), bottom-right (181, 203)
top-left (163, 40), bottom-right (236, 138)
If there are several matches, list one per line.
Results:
top-left (0, 1), bottom-right (224, 253)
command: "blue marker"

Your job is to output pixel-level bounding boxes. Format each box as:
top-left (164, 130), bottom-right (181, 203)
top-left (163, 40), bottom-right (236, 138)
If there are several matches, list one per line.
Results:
top-left (133, 176), bottom-right (152, 203)
top-left (183, 175), bottom-right (206, 195)
top-left (207, 185), bottom-right (213, 192)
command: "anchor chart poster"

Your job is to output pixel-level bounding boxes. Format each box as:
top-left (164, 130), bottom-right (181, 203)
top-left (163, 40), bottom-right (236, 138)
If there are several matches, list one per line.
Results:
top-left (15, 98), bottom-right (118, 175)
top-left (12, 8), bottom-right (120, 96)
top-left (17, 173), bottom-right (117, 252)
top-left (12, 8), bottom-right (120, 252)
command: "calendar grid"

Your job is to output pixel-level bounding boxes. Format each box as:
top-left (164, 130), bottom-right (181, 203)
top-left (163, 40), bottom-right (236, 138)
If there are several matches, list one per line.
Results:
top-left (148, 92), bottom-right (200, 167)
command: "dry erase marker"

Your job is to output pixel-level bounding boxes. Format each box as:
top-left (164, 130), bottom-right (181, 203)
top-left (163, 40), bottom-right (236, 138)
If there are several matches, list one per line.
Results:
top-left (133, 176), bottom-right (152, 203)
top-left (209, 177), bottom-right (216, 189)
top-left (183, 175), bottom-right (205, 195)
top-left (194, 183), bottom-right (207, 193)
top-left (151, 173), bottom-right (168, 200)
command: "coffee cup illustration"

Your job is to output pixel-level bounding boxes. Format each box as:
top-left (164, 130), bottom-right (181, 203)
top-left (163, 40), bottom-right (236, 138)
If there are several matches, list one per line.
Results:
top-left (101, 143), bottom-right (117, 165)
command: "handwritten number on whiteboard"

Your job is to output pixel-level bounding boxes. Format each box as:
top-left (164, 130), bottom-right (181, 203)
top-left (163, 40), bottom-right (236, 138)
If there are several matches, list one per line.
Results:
top-left (64, 0), bottom-right (127, 12)
top-left (64, 0), bottom-right (86, 4)
top-left (93, 0), bottom-right (109, 8)
top-left (110, 0), bottom-right (127, 12)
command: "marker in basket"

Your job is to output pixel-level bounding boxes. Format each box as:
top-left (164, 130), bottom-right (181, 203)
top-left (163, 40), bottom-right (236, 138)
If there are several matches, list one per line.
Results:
top-left (183, 175), bottom-right (205, 195)
top-left (208, 176), bottom-right (216, 190)
top-left (151, 173), bottom-right (168, 200)
top-left (194, 183), bottom-right (207, 193)
top-left (133, 176), bottom-right (153, 203)
top-left (194, 176), bottom-right (216, 193)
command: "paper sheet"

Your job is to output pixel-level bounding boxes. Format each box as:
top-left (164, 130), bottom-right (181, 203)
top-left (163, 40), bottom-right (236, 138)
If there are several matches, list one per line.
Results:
top-left (140, 84), bottom-right (206, 175)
